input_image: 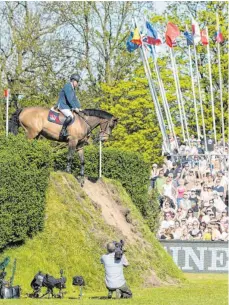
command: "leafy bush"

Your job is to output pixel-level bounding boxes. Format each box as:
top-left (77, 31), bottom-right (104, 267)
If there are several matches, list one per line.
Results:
top-left (0, 134), bottom-right (52, 249)
top-left (54, 146), bottom-right (150, 214)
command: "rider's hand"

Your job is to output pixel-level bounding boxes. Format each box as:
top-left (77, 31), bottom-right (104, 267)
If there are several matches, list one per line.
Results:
top-left (74, 108), bottom-right (80, 113)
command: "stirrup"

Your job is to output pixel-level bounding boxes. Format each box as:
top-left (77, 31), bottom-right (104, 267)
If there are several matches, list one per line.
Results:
top-left (59, 129), bottom-right (68, 140)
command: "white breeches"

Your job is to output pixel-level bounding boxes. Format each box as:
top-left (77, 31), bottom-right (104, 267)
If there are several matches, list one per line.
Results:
top-left (59, 108), bottom-right (74, 119)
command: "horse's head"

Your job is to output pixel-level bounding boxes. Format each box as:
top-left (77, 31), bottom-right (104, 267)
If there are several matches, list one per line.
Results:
top-left (99, 116), bottom-right (118, 141)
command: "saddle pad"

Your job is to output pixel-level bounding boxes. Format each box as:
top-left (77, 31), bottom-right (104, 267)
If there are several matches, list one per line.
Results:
top-left (48, 109), bottom-right (75, 126)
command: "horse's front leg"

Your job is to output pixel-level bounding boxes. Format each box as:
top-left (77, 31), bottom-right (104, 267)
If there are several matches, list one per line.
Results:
top-left (66, 140), bottom-right (77, 173)
top-left (78, 148), bottom-right (85, 187)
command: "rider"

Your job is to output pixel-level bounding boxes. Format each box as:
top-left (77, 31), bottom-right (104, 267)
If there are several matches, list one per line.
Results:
top-left (57, 73), bottom-right (82, 140)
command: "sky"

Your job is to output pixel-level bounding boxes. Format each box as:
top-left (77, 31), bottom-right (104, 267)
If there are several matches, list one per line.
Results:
top-left (154, 1), bottom-right (168, 14)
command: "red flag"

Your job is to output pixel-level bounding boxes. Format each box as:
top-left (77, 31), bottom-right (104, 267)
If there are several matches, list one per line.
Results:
top-left (165, 22), bottom-right (180, 48)
top-left (4, 89), bottom-right (9, 97)
top-left (201, 29), bottom-right (208, 45)
top-left (215, 30), bottom-right (224, 43)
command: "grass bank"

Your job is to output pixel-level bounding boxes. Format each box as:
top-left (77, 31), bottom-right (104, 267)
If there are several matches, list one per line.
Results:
top-left (0, 172), bottom-right (183, 295)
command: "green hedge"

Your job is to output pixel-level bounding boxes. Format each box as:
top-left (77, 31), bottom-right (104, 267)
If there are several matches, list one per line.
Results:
top-left (54, 146), bottom-right (150, 214)
top-left (0, 135), bottom-right (52, 249)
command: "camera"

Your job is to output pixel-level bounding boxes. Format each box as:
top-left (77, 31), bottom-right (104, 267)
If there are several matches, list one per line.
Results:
top-left (30, 269), bottom-right (66, 298)
top-left (113, 240), bottom-right (124, 260)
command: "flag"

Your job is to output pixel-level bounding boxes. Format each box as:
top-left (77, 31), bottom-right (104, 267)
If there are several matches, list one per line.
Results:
top-left (192, 18), bottom-right (201, 44)
top-left (201, 29), bottom-right (208, 45)
top-left (126, 32), bottom-right (139, 52)
top-left (131, 28), bottom-right (142, 45)
top-left (145, 21), bottom-right (162, 46)
top-left (165, 22), bottom-right (180, 48)
top-left (215, 29), bottom-right (224, 43)
top-left (4, 89), bottom-right (9, 97)
top-left (184, 31), bottom-right (193, 46)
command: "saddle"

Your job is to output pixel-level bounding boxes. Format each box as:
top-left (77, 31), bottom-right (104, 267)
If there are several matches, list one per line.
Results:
top-left (47, 108), bottom-right (75, 126)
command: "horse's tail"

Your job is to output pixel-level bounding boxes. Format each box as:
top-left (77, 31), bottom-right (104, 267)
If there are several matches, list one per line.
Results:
top-left (9, 108), bottom-right (23, 135)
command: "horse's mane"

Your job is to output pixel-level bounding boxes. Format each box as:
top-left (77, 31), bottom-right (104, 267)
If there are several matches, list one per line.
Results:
top-left (82, 109), bottom-right (113, 119)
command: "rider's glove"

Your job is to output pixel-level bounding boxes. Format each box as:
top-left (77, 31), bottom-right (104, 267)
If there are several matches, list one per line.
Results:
top-left (74, 108), bottom-right (80, 113)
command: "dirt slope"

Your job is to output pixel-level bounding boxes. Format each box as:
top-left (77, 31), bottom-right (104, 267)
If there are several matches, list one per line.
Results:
top-left (84, 179), bottom-right (138, 243)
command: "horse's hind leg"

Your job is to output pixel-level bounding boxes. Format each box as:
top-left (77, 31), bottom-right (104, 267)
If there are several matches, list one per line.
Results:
top-left (78, 148), bottom-right (85, 187)
top-left (21, 123), bottom-right (40, 139)
top-left (66, 140), bottom-right (77, 173)
top-left (26, 129), bottom-right (40, 139)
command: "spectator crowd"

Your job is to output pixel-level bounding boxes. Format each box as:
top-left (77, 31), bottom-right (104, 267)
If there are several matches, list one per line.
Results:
top-left (151, 134), bottom-right (229, 241)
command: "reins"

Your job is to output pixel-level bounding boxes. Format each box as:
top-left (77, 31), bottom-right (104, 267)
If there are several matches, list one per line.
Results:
top-left (77, 111), bottom-right (93, 134)
top-left (76, 111), bottom-right (109, 137)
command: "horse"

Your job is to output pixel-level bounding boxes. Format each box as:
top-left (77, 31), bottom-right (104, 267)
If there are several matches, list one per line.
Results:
top-left (9, 107), bottom-right (118, 185)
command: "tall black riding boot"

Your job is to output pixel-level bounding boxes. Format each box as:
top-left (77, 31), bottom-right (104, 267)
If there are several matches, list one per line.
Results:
top-left (59, 116), bottom-right (72, 140)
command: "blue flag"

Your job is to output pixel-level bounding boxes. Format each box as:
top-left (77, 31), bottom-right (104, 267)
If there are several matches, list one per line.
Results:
top-left (184, 31), bottom-right (193, 46)
top-left (126, 32), bottom-right (139, 52)
top-left (146, 21), bottom-right (162, 45)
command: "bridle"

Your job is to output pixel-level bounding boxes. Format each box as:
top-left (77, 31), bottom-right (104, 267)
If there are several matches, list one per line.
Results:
top-left (99, 119), bottom-right (110, 137)
top-left (77, 112), bottom-right (111, 137)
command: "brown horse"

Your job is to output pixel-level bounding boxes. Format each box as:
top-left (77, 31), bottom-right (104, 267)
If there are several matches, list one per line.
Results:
top-left (9, 107), bottom-right (118, 184)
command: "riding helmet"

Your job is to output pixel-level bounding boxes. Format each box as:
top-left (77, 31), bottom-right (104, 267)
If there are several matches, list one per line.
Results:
top-left (70, 73), bottom-right (81, 82)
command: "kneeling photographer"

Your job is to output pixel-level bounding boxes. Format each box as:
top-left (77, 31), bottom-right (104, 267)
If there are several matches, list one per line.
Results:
top-left (100, 241), bottom-right (132, 299)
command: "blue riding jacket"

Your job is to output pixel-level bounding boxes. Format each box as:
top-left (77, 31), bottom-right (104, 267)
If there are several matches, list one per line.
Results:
top-left (57, 82), bottom-right (81, 110)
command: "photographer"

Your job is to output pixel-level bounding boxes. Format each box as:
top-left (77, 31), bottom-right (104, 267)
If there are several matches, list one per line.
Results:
top-left (100, 242), bottom-right (132, 299)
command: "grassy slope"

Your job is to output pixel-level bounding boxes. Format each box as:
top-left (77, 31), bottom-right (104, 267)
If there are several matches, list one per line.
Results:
top-left (0, 172), bottom-right (184, 296)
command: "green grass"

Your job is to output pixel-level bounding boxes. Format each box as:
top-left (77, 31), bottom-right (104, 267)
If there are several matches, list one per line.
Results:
top-left (0, 274), bottom-right (227, 305)
top-left (0, 172), bottom-right (183, 295)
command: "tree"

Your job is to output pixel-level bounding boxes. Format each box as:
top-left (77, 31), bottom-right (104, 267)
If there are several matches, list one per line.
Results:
top-left (96, 63), bottom-right (163, 164)
top-left (0, 1), bottom-right (75, 108)
top-left (42, 1), bottom-right (151, 107)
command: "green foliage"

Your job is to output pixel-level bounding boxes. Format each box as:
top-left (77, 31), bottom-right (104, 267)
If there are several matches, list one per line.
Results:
top-left (54, 146), bottom-right (150, 215)
top-left (143, 189), bottom-right (161, 233)
top-left (95, 68), bottom-right (164, 164)
top-left (0, 134), bottom-right (52, 249)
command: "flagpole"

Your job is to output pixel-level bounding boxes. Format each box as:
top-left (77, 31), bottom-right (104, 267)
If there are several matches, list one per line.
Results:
top-left (133, 19), bottom-right (170, 153)
top-left (206, 27), bottom-right (217, 144)
top-left (143, 18), bottom-right (178, 150)
top-left (172, 50), bottom-right (190, 146)
top-left (168, 47), bottom-right (189, 141)
top-left (5, 89), bottom-right (9, 137)
top-left (186, 24), bottom-right (200, 140)
top-left (154, 61), bottom-right (179, 150)
top-left (193, 43), bottom-right (207, 152)
top-left (169, 48), bottom-right (186, 143)
top-left (141, 47), bottom-right (170, 152)
top-left (216, 12), bottom-right (225, 151)
top-left (164, 14), bottom-right (186, 143)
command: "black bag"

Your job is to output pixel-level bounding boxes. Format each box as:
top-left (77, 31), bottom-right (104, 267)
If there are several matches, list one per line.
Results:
top-left (72, 276), bottom-right (85, 286)
top-left (1, 285), bottom-right (20, 299)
